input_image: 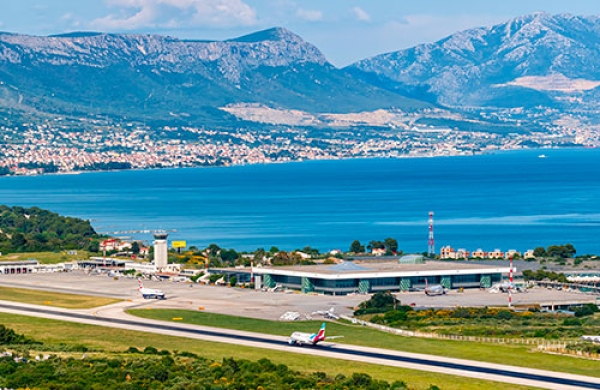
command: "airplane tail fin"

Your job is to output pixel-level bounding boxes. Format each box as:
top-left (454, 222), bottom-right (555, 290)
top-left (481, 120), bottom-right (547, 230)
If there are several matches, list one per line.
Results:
top-left (312, 323), bottom-right (326, 343)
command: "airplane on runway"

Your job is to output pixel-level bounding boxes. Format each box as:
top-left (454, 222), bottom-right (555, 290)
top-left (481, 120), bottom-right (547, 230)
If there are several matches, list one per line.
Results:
top-left (288, 323), bottom-right (342, 346)
top-left (581, 335), bottom-right (600, 343)
top-left (424, 279), bottom-right (445, 296)
top-left (311, 307), bottom-right (339, 320)
top-left (138, 278), bottom-right (166, 300)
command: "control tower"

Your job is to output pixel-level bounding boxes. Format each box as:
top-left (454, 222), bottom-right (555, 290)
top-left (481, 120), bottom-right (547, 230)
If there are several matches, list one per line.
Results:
top-left (153, 233), bottom-right (169, 270)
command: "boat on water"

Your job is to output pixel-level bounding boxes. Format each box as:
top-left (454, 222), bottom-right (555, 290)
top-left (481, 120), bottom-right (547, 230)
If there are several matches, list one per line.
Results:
top-left (538, 154), bottom-right (547, 158)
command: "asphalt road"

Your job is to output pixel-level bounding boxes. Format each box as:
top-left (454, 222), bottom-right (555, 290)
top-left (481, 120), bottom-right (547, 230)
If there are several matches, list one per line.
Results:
top-left (1, 271), bottom-right (596, 321)
top-left (0, 300), bottom-right (599, 390)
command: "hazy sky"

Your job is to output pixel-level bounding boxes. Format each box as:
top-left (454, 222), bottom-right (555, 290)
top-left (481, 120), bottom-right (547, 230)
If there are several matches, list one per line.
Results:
top-left (1, 1), bottom-right (600, 66)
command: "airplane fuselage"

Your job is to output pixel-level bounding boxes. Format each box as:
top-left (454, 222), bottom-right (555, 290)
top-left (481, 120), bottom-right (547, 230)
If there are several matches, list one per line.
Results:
top-left (288, 331), bottom-right (318, 345)
top-left (425, 284), bottom-right (445, 296)
top-left (288, 323), bottom-right (326, 346)
top-left (140, 287), bottom-right (165, 300)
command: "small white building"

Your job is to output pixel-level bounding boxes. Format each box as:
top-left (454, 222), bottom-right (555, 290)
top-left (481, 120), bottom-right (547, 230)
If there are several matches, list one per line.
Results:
top-left (0, 260), bottom-right (38, 275)
top-left (294, 251), bottom-right (311, 260)
top-left (371, 248), bottom-right (386, 256)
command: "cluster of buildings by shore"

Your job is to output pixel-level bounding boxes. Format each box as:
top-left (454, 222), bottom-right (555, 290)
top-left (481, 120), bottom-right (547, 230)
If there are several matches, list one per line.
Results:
top-left (0, 111), bottom-right (594, 176)
top-left (440, 246), bottom-right (535, 260)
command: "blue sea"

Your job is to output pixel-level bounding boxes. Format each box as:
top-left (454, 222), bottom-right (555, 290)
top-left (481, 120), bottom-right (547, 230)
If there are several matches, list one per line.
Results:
top-left (2, 148), bottom-right (600, 255)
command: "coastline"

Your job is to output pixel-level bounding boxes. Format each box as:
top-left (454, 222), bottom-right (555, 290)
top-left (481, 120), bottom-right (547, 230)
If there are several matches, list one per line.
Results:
top-left (0, 145), bottom-right (564, 178)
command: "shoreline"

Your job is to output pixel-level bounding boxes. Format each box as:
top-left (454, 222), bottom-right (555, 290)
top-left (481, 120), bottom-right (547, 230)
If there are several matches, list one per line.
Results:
top-left (0, 145), bottom-right (565, 179)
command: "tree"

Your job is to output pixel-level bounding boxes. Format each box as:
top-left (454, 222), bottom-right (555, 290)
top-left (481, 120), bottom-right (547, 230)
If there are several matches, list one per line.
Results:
top-left (301, 246), bottom-right (319, 256)
top-left (564, 243), bottom-right (576, 258)
top-left (543, 243), bottom-right (577, 259)
top-left (10, 232), bottom-right (26, 250)
top-left (533, 247), bottom-right (546, 257)
top-left (367, 240), bottom-right (384, 252)
top-left (522, 269), bottom-right (534, 281)
top-left (350, 240), bottom-right (364, 253)
top-left (131, 241), bottom-right (140, 255)
top-left (384, 237), bottom-right (398, 255)
top-left (220, 248), bottom-right (239, 263)
top-left (253, 248), bottom-right (266, 263)
top-left (271, 251), bottom-right (302, 266)
top-left (205, 243), bottom-right (221, 257)
top-left (88, 239), bottom-right (100, 253)
top-left (556, 273), bottom-right (569, 283)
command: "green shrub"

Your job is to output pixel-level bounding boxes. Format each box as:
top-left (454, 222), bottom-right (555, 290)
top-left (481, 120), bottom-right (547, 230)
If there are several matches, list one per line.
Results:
top-left (563, 318), bottom-right (582, 326)
top-left (143, 346), bottom-right (158, 354)
top-left (574, 304), bottom-right (600, 318)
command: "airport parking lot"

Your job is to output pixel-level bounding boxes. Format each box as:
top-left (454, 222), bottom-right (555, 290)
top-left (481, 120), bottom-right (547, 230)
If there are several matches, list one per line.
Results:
top-left (0, 271), bottom-right (598, 320)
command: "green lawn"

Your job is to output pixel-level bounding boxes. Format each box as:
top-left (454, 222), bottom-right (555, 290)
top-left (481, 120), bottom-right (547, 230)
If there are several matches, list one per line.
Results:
top-left (0, 286), bottom-right (121, 309)
top-left (129, 308), bottom-right (600, 378)
top-left (0, 312), bottom-right (536, 390)
top-left (0, 251), bottom-right (92, 264)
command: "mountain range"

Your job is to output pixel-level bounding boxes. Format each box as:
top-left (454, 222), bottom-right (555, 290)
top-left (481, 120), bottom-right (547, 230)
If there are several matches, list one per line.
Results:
top-left (347, 12), bottom-right (600, 110)
top-left (1, 12), bottom-right (600, 133)
top-left (0, 28), bottom-right (428, 129)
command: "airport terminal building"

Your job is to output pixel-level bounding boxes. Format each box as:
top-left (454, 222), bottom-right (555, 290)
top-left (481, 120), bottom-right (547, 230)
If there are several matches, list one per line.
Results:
top-left (252, 258), bottom-right (512, 295)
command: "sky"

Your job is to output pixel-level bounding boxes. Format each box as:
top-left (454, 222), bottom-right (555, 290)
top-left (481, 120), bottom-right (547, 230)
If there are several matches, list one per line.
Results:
top-left (1, 1), bottom-right (600, 67)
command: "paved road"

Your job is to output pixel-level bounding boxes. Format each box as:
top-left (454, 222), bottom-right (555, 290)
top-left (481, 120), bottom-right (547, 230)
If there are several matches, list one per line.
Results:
top-left (1, 271), bottom-right (596, 321)
top-left (1, 300), bottom-right (599, 390)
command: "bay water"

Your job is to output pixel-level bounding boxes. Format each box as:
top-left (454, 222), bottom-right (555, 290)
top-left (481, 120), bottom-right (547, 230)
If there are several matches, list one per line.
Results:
top-left (1, 148), bottom-right (600, 255)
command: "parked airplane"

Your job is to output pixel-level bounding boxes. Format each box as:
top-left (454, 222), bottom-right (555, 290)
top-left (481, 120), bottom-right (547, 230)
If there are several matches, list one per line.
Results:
top-left (581, 335), bottom-right (600, 343)
top-left (424, 279), bottom-right (445, 296)
top-left (311, 307), bottom-right (340, 320)
top-left (138, 278), bottom-right (166, 300)
top-left (489, 281), bottom-right (523, 293)
top-left (288, 323), bottom-right (342, 346)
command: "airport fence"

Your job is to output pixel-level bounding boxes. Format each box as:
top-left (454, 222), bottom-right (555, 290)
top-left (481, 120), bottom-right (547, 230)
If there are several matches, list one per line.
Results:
top-left (341, 315), bottom-right (600, 360)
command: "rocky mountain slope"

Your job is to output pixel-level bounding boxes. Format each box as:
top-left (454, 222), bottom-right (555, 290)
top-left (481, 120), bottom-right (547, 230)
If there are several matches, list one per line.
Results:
top-left (0, 28), bottom-right (428, 128)
top-left (346, 12), bottom-right (600, 110)
top-left (3, 13), bottom-right (600, 136)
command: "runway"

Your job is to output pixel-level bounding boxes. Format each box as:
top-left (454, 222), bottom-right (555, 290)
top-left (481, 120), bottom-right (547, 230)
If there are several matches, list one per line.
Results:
top-left (1, 301), bottom-right (599, 390)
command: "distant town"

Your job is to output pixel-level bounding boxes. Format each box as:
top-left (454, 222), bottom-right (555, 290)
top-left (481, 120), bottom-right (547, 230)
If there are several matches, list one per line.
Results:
top-left (1, 108), bottom-right (598, 176)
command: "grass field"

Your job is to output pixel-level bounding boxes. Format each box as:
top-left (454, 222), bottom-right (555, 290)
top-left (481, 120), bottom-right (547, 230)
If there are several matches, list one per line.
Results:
top-left (0, 277), bottom-right (595, 388)
top-left (128, 308), bottom-right (600, 378)
top-left (0, 286), bottom-right (121, 309)
top-left (0, 312), bottom-right (536, 390)
top-left (0, 251), bottom-right (92, 264)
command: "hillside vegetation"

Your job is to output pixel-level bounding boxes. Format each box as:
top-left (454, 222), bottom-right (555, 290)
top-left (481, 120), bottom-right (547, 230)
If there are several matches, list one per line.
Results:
top-left (0, 324), bottom-right (424, 390)
top-left (0, 205), bottom-right (101, 254)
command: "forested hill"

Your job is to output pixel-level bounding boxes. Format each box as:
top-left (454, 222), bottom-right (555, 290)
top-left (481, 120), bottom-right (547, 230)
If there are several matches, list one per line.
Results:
top-left (0, 205), bottom-right (100, 253)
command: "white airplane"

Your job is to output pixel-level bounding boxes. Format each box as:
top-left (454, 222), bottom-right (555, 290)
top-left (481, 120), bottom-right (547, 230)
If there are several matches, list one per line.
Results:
top-left (311, 307), bottom-right (339, 320)
top-left (581, 335), bottom-right (600, 343)
top-left (288, 323), bottom-right (342, 346)
top-left (424, 279), bottom-right (445, 296)
top-left (138, 278), bottom-right (166, 300)
top-left (489, 281), bottom-right (523, 293)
